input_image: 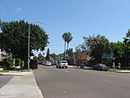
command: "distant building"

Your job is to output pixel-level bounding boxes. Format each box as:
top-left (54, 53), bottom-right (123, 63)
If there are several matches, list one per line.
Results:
top-left (0, 49), bottom-right (8, 61)
top-left (66, 50), bottom-right (92, 65)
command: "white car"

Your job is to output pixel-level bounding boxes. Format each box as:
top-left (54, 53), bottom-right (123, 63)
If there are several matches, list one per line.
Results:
top-left (45, 61), bottom-right (52, 66)
top-left (56, 61), bottom-right (68, 69)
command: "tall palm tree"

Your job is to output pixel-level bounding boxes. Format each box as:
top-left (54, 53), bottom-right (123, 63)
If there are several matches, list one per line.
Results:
top-left (62, 32), bottom-right (73, 59)
top-left (66, 32), bottom-right (73, 50)
top-left (62, 32), bottom-right (68, 59)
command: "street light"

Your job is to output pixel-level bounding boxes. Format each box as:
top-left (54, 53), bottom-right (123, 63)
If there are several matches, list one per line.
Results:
top-left (28, 21), bottom-right (44, 71)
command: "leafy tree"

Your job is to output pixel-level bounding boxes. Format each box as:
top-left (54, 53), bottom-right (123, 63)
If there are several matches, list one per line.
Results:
top-left (124, 30), bottom-right (130, 54)
top-left (123, 30), bottom-right (130, 66)
top-left (110, 42), bottom-right (125, 59)
top-left (0, 20), bottom-right (48, 68)
top-left (66, 48), bottom-right (73, 57)
top-left (82, 35), bottom-right (110, 63)
top-left (46, 48), bottom-right (50, 60)
top-left (50, 53), bottom-right (57, 60)
top-left (110, 42), bottom-right (126, 66)
top-left (37, 53), bottom-right (45, 61)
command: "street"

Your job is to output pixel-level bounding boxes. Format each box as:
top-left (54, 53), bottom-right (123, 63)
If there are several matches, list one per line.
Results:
top-left (0, 75), bottom-right (12, 88)
top-left (34, 65), bottom-right (130, 98)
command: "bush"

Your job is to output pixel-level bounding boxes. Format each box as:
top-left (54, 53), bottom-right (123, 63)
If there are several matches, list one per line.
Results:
top-left (15, 58), bottom-right (22, 66)
top-left (1, 60), bottom-right (10, 70)
top-left (3, 56), bottom-right (14, 69)
top-left (6, 56), bottom-right (13, 66)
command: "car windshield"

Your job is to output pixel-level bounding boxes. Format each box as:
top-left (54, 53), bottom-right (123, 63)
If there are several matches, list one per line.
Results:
top-left (100, 64), bottom-right (107, 67)
top-left (61, 61), bottom-right (67, 63)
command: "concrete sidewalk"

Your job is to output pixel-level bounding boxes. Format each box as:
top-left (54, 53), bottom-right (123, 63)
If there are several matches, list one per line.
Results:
top-left (0, 71), bottom-right (43, 98)
top-left (117, 70), bottom-right (130, 73)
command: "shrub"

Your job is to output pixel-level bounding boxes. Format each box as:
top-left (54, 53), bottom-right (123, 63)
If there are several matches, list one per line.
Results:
top-left (15, 58), bottom-right (22, 66)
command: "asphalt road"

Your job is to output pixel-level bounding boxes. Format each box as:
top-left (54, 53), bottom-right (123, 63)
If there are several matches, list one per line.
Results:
top-left (0, 75), bottom-right (12, 88)
top-left (34, 65), bottom-right (130, 98)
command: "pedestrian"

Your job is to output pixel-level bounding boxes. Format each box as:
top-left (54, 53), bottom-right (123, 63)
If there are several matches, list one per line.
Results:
top-left (112, 62), bottom-right (115, 69)
top-left (118, 62), bottom-right (121, 69)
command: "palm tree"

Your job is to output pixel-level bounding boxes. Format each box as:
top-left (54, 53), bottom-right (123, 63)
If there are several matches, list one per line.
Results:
top-left (62, 32), bottom-right (68, 59)
top-left (66, 32), bottom-right (73, 50)
top-left (62, 32), bottom-right (73, 59)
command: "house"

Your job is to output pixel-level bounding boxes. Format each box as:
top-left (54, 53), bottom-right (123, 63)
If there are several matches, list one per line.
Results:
top-left (0, 49), bottom-right (8, 61)
top-left (66, 50), bottom-right (92, 65)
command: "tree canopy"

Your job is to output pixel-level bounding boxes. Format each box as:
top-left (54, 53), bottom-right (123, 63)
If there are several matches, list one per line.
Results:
top-left (0, 20), bottom-right (48, 62)
top-left (46, 48), bottom-right (50, 60)
top-left (82, 35), bottom-right (110, 63)
top-left (62, 32), bottom-right (73, 49)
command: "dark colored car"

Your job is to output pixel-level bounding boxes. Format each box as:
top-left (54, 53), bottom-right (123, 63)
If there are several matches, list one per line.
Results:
top-left (30, 59), bottom-right (38, 69)
top-left (92, 64), bottom-right (109, 71)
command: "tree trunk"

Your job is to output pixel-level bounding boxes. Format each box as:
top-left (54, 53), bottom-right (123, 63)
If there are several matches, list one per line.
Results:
top-left (67, 42), bottom-right (69, 50)
top-left (64, 41), bottom-right (66, 60)
top-left (23, 60), bottom-right (28, 69)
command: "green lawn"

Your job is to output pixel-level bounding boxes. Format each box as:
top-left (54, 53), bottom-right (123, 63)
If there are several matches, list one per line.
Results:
top-left (0, 70), bottom-right (9, 72)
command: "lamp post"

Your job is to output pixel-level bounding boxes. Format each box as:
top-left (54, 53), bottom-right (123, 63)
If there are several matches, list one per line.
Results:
top-left (28, 24), bottom-right (31, 70)
top-left (28, 21), bottom-right (44, 71)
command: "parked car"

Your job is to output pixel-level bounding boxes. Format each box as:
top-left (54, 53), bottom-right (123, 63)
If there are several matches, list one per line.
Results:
top-left (51, 60), bottom-right (57, 65)
top-left (56, 60), bottom-right (68, 69)
top-left (92, 64), bottom-right (109, 71)
top-left (42, 61), bottom-right (46, 65)
top-left (30, 59), bottom-right (38, 69)
top-left (44, 61), bottom-right (52, 66)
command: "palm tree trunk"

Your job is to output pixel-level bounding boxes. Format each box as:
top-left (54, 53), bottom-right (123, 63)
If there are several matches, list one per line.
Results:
top-left (67, 42), bottom-right (69, 50)
top-left (64, 41), bottom-right (66, 60)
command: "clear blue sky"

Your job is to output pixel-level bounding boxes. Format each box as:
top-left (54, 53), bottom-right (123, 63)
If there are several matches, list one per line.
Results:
top-left (0, 0), bottom-right (130, 55)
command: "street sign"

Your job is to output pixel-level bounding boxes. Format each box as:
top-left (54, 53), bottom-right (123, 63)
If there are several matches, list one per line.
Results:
top-left (102, 54), bottom-right (114, 59)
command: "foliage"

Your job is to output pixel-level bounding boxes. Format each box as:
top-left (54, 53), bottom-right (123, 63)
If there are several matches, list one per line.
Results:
top-left (110, 42), bottom-right (125, 58)
top-left (46, 48), bottom-right (50, 60)
top-left (66, 48), bottom-right (73, 57)
top-left (0, 20), bottom-right (48, 64)
top-left (37, 53), bottom-right (45, 61)
top-left (75, 45), bottom-right (82, 57)
top-left (3, 56), bottom-right (14, 69)
top-left (0, 70), bottom-right (9, 72)
top-left (62, 32), bottom-right (73, 60)
top-left (62, 32), bottom-right (73, 50)
top-left (124, 30), bottom-right (130, 57)
top-left (82, 35), bottom-right (110, 63)
top-left (15, 58), bottom-right (22, 66)
top-left (50, 53), bottom-right (57, 60)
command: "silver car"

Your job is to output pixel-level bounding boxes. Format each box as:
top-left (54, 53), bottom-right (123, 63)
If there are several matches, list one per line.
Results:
top-left (56, 61), bottom-right (68, 69)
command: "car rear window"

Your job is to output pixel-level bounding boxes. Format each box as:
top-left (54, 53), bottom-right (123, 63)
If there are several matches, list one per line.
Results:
top-left (61, 61), bottom-right (67, 63)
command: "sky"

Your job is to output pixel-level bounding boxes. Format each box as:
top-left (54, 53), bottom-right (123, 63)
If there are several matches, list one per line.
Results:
top-left (0, 0), bottom-right (130, 56)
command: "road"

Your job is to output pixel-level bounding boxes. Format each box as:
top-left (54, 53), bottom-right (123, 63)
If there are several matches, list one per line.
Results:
top-left (34, 65), bottom-right (130, 98)
top-left (0, 75), bottom-right (12, 88)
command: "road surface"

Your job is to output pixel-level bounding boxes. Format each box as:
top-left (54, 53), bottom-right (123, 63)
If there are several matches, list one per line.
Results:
top-left (34, 65), bottom-right (130, 98)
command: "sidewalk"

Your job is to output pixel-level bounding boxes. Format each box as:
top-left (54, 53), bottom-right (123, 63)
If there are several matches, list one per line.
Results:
top-left (117, 70), bottom-right (130, 73)
top-left (0, 71), bottom-right (43, 98)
